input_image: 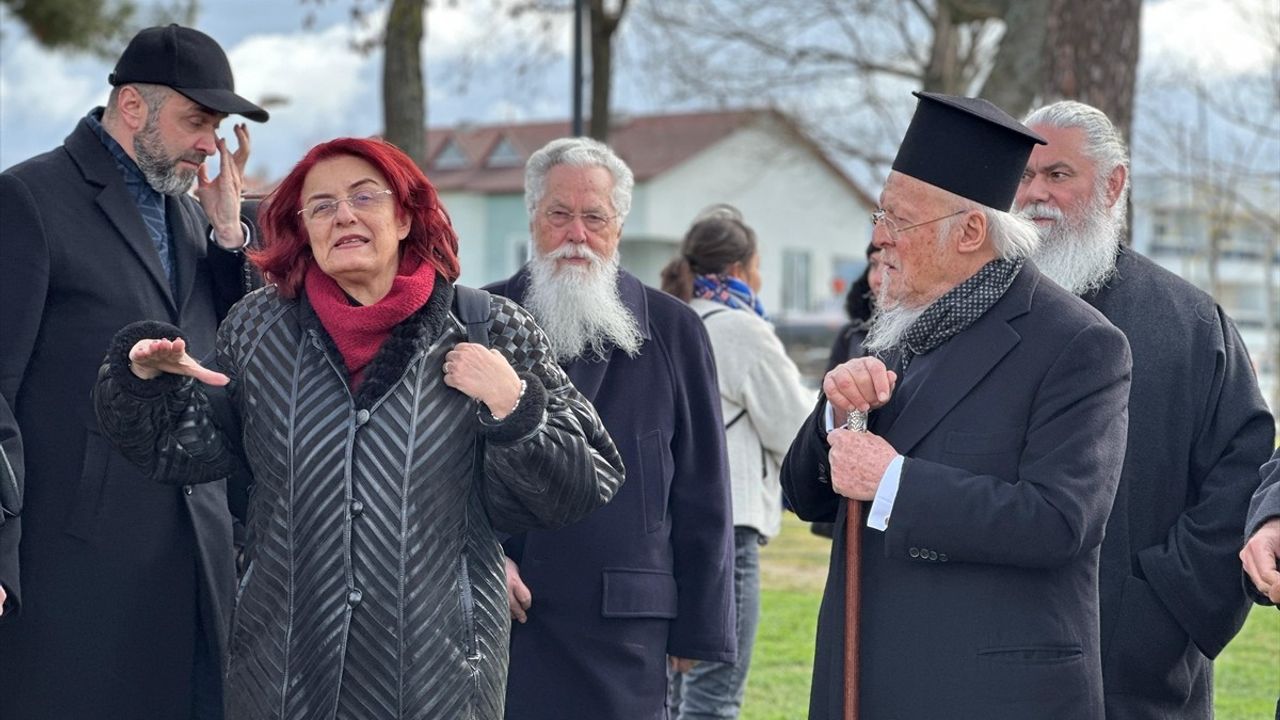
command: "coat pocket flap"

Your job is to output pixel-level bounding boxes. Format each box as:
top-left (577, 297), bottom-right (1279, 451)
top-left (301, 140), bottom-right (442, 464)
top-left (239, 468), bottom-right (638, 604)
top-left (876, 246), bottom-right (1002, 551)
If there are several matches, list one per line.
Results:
top-left (601, 568), bottom-right (677, 619)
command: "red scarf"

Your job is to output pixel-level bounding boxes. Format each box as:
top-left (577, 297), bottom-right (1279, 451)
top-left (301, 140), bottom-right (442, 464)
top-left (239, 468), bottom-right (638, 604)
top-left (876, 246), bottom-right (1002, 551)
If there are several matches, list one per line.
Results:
top-left (305, 253), bottom-right (436, 389)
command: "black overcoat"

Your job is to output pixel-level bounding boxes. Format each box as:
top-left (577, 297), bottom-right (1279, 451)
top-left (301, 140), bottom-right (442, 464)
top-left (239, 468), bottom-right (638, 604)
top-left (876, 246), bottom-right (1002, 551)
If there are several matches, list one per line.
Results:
top-left (782, 264), bottom-right (1133, 720)
top-left (0, 115), bottom-right (244, 718)
top-left (1085, 248), bottom-right (1275, 719)
top-left (487, 268), bottom-right (737, 720)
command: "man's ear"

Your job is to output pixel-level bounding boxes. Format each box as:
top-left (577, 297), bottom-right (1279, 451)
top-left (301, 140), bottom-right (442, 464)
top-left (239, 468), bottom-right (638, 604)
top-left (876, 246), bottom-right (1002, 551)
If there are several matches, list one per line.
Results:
top-left (955, 209), bottom-right (988, 255)
top-left (1105, 164), bottom-right (1128, 209)
top-left (114, 85), bottom-right (151, 133)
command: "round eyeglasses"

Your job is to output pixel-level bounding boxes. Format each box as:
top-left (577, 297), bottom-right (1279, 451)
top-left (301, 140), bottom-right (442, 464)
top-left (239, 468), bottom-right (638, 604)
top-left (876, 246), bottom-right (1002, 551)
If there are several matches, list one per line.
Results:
top-left (870, 208), bottom-right (966, 238)
top-left (543, 209), bottom-right (617, 232)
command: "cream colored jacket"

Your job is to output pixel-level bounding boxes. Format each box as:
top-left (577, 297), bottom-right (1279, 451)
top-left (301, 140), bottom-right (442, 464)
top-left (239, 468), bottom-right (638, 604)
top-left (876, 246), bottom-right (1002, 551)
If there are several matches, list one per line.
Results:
top-left (691, 298), bottom-right (815, 539)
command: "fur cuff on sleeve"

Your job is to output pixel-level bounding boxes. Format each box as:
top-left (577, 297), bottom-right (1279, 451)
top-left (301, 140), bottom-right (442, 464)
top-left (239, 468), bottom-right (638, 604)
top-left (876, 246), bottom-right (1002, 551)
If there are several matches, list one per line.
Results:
top-left (477, 371), bottom-right (548, 445)
top-left (105, 320), bottom-right (193, 398)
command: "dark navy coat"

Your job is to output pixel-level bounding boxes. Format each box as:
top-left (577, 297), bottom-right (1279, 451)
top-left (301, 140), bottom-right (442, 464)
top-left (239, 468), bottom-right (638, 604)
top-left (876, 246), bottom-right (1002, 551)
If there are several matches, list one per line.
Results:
top-left (487, 268), bottom-right (736, 720)
top-left (783, 264), bottom-right (1132, 720)
top-left (1085, 248), bottom-right (1274, 719)
top-left (0, 114), bottom-right (245, 718)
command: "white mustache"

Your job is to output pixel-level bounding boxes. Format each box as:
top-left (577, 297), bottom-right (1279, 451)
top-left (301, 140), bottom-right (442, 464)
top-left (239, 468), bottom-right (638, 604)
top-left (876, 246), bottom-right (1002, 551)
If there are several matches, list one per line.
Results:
top-left (1018, 203), bottom-right (1064, 222)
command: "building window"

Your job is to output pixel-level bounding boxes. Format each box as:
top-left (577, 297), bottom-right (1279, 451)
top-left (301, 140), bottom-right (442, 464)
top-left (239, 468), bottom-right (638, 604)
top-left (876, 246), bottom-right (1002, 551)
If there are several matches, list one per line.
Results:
top-left (782, 250), bottom-right (812, 313)
top-left (487, 137), bottom-right (523, 167)
top-left (432, 139), bottom-right (469, 170)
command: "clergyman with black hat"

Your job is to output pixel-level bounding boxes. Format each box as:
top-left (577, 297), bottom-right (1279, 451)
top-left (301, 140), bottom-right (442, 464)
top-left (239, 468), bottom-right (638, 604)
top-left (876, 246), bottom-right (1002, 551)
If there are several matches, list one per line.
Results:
top-left (779, 91), bottom-right (1133, 720)
top-left (0, 23), bottom-right (267, 720)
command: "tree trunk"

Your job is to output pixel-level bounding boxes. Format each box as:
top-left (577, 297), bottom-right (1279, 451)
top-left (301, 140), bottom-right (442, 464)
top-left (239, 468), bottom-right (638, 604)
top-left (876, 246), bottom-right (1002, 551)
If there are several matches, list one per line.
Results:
top-left (979, 0), bottom-right (1050, 118)
top-left (1043, 0), bottom-right (1142, 142)
top-left (587, 0), bottom-right (628, 142)
top-left (921, 2), bottom-right (960, 93)
top-left (1044, 0), bottom-right (1142, 242)
top-left (383, 0), bottom-right (427, 168)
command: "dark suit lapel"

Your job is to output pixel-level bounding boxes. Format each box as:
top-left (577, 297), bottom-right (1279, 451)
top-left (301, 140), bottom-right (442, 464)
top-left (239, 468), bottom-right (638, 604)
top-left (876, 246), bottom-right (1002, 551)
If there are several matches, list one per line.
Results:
top-left (66, 122), bottom-right (177, 314)
top-left (168, 195), bottom-right (206, 314)
top-left (881, 267), bottom-right (1038, 456)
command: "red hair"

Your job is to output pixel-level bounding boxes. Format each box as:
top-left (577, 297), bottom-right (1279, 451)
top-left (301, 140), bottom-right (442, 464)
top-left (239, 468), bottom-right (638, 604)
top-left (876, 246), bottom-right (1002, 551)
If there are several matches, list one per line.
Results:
top-left (250, 137), bottom-right (461, 297)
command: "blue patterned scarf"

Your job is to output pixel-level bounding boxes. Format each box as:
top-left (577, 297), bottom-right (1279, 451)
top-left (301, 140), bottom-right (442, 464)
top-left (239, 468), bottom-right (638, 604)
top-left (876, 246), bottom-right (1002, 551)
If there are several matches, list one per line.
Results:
top-left (693, 274), bottom-right (768, 319)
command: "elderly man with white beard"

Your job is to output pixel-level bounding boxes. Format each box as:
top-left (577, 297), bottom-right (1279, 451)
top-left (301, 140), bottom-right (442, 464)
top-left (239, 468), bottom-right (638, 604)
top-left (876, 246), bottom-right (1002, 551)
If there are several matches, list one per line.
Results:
top-left (781, 92), bottom-right (1133, 720)
top-left (1014, 100), bottom-right (1274, 720)
top-left (485, 137), bottom-right (737, 720)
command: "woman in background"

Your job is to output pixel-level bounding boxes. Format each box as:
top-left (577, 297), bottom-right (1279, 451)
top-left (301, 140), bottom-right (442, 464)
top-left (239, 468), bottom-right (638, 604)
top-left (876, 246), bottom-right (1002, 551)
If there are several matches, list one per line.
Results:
top-left (660, 205), bottom-right (813, 720)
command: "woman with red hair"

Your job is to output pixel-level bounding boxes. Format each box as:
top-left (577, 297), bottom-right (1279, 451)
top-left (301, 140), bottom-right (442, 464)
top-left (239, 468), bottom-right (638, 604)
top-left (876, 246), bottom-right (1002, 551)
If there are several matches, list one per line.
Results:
top-left (93, 137), bottom-right (623, 719)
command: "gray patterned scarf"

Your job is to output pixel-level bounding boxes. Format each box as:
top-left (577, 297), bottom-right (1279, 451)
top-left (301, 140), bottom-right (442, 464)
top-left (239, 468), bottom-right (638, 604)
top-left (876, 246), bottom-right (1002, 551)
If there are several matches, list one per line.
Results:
top-left (898, 258), bottom-right (1024, 372)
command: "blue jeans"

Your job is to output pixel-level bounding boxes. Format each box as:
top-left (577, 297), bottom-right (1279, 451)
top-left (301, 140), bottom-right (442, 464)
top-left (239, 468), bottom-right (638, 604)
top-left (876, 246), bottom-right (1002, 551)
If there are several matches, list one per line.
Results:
top-left (669, 527), bottom-right (762, 719)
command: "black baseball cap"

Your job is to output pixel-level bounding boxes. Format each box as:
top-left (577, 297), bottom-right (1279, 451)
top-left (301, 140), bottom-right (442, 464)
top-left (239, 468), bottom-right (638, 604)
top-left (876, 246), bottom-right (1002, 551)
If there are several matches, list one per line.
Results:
top-left (891, 91), bottom-right (1044, 210)
top-left (109, 24), bottom-right (269, 123)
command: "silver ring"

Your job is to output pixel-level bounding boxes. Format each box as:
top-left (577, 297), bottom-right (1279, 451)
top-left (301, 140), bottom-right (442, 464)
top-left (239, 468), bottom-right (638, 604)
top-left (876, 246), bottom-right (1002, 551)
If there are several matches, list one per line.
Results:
top-left (844, 409), bottom-right (868, 433)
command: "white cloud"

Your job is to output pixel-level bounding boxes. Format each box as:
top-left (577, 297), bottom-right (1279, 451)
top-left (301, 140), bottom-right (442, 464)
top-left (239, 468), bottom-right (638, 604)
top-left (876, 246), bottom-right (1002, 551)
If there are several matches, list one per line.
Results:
top-left (0, 34), bottom-right (107, 126)
top-left (1141, 0), bottom-right (1276, 77)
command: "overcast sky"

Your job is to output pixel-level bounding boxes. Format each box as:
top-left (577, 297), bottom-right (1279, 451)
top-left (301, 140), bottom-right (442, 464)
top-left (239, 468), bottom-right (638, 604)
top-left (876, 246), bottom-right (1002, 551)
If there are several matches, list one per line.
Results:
top-left (0, 0), bottom-right (1274, 181)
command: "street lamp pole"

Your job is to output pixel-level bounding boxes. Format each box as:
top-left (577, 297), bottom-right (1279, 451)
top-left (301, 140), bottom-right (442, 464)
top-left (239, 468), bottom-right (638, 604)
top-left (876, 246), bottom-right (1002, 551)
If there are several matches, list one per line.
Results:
top-left (572, 0), bottom-right (584, 136)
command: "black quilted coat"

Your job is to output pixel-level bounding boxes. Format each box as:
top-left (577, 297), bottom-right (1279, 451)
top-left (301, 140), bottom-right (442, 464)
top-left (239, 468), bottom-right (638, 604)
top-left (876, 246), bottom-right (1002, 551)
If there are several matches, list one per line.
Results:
top-left (94, 280), bottom-right (624, 720)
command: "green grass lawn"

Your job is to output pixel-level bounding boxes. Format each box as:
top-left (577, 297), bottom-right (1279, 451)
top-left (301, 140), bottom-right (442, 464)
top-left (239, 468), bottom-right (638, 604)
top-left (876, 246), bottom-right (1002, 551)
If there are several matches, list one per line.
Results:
top-left (741, 513), bottom-right (1280, 720)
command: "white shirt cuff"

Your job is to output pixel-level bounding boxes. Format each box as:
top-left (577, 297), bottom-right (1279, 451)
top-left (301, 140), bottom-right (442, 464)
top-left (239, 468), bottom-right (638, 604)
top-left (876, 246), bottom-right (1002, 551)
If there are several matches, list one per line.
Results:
top-left (866, 454), bottom-right (904, 531)
top-left (209, 221), bottom-right (252, 252)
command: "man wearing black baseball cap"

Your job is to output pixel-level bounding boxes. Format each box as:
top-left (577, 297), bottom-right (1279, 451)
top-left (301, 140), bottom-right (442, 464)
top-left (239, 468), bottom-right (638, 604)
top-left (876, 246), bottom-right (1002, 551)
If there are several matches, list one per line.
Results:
top-left (780, 91), bottom-right (1133, 719)
top-left (0, 23), bottom-right (266, 720)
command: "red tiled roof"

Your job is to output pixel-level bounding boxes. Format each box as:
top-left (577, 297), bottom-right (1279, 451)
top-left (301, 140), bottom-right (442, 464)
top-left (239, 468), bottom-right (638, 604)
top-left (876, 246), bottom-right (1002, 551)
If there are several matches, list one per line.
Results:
top-left (425, 109), bottom-right (773, 193)
top-left (251, 109), bottom-right (873, 206)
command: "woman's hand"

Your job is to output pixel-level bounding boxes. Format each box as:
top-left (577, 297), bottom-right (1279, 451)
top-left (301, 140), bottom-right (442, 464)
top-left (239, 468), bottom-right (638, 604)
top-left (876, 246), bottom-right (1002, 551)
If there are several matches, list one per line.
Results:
top-left (128, 337), bottom-right (229, 386)
top-left (442, 342), bottom-right (521, 419)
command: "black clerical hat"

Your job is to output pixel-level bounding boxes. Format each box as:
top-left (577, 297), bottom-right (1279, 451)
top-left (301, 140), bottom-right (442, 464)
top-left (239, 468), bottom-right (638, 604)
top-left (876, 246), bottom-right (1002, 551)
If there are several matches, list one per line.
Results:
top-left (891, 91), bottom-right (1044, 210)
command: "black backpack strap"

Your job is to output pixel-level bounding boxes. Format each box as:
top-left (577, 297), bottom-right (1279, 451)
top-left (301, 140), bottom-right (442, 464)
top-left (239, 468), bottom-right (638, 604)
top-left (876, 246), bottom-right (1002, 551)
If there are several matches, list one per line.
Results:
top-left (453, 285), bottom-right (492, 347)
top-left (699, 308), bottom-right (729, 322)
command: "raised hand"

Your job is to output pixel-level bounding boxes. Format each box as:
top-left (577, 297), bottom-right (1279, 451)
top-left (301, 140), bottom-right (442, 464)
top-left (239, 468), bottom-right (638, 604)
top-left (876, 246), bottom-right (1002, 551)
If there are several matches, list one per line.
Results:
top-left (195, 122), bottom-right (251, 249)
top-left (823, 356), bottom-right (898, 417)
top-left (128, 337), bottom-right (229, 387)
top-left (442, 342), bottom-right (523, 420)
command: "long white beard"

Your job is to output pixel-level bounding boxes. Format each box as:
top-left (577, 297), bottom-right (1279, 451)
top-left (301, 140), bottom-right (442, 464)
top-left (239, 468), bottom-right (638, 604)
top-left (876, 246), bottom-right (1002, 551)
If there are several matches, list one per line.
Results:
top-left (1021, 193), bottom-right (1122, 296)
top-left (523, 244), bottom-right (644, 362)
top-left (862, 301), bottom-right (926, 355)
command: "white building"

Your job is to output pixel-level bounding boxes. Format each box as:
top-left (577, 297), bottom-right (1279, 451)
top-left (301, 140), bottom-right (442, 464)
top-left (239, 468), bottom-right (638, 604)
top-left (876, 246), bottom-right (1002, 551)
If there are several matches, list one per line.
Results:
top-left (1131, 174), bottom-right (1280, 416)
top-left (422, 109), bottom-right (876, 318)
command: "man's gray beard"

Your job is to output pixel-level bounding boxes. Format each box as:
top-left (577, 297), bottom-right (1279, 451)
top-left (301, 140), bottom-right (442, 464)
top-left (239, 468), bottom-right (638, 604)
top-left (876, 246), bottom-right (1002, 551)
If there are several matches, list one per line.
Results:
top-left (1022, 191), bottom-right (1122, 296)
top-left (134, 118), bottom-right (200, 196)
top-left (523, 244), bottom-right (644, 363)
top-left (862, 301), bottom-right (926, 355)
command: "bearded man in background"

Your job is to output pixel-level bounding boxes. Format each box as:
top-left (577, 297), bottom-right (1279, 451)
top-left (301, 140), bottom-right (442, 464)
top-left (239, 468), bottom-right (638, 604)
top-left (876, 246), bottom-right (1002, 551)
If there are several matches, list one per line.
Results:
top-left (1017, 100), bottom-right (1274, 720)
top-left (486, 136), bottom-right (737, 720)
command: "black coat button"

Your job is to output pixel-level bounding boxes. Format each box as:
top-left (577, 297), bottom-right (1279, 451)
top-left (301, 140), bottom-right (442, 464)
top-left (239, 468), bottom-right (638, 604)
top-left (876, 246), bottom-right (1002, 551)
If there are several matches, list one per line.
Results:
top-left (183, 485), bottom-right (193, 496)
top-left (909, 547), bottom-right (920, 558)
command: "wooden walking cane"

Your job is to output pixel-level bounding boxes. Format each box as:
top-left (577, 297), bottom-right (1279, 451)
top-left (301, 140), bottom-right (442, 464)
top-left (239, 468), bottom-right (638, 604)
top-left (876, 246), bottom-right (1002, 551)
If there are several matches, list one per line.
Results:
top-left (842, 409), bottom-right (868, 720)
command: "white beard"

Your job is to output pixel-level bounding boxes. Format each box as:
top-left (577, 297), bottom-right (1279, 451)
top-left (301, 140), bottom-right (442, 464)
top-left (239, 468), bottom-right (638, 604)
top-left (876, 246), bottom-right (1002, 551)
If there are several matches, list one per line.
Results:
top-left (862, 301), bottom-right (926, 355)
top-left (1020, 192), bottom-right (1122, 296)
top-left (523, 244), bottom-right (644, 363)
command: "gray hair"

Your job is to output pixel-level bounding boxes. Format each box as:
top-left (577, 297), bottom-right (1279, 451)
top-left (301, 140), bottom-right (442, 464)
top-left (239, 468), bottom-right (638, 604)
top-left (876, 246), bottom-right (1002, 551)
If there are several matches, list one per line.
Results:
top-left (940, 196), bottom-right (1040, 261)
top-left (524, 137), bottom-right (635, 224)
top-left (1024, 100), bottom-right (1131, 214)
top-left (105, 82), bottom-right (174, 120)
